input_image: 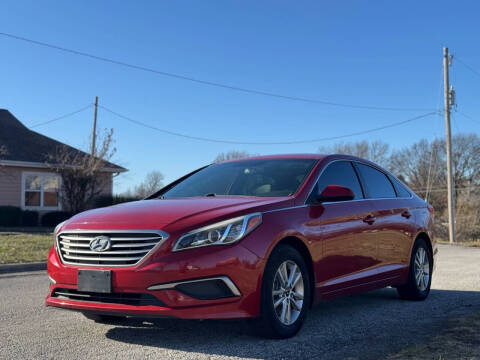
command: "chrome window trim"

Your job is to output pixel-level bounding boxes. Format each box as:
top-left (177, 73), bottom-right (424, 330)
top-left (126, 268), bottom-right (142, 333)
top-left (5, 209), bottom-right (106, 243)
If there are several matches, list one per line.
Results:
top-left (303, 159), bottom-right (413, 205)
top-left (312, 197), bottom-right (412, 205)
top-left (56, 229), bottom-right (169, 268)
top-left (262, 205), bottom-right (308, 214)
top-left (263, 196), bottom-right (414, 215)
top-left (147, 275), bottom-right (241, 296)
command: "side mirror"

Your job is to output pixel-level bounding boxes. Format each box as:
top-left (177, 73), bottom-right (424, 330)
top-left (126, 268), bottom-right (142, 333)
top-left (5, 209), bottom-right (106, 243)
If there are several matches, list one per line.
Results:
top-left (317, 184), bottom-right (355, 203)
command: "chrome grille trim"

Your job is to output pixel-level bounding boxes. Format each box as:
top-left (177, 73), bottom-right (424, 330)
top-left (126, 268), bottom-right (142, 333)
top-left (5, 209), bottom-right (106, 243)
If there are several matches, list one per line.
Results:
top-left (59, 241), bottom-right (90, 247)
top-left (111, 242), bottom-right (159, 248)
top-left (60, 235), bottom-right (163, 241)
top-left (61, 248), bottom-right (150, 255)
top-left (56, 229), bottom-right (169, 267)
top-left (63, 254), bottom-right (143, 262)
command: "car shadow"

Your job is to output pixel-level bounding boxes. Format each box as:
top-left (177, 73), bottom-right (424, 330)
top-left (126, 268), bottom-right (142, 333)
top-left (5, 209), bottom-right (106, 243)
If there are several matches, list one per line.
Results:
top-left (104, 288), bottom-right (480, 360)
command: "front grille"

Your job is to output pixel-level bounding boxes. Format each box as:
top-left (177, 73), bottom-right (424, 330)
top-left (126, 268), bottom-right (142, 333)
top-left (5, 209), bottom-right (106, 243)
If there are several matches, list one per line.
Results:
top-left (57, 230), bottom-right (168, 267)
top-left (52, 288), bottom-right (166, 306)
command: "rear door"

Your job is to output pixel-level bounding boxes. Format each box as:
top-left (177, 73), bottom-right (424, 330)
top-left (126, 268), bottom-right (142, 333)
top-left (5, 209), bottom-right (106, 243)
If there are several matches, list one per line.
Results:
top-left (308, 161), bottom-right (379, 295)
top-left (353, 162), bottom-right (414, 279)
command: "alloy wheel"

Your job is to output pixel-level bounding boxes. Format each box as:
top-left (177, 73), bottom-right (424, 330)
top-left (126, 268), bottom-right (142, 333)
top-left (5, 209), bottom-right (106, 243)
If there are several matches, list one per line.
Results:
top-left (414, 247), bottom-right (430, 291)
top-left (272, 260), bottom-right (304, 326)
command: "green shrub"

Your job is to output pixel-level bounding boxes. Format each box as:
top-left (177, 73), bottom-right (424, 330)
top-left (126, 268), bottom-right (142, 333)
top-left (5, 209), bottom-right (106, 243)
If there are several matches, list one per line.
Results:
top-left (41, 211), bottom-right (72, 227)
top-left (21, 210), bottom-right (39, 226)
top-left (0, 206), bottom-right (39, 226)
top-left (93, 195), bottom-right (140, 208)
top-left (0, 206), bottom-right (23, 226)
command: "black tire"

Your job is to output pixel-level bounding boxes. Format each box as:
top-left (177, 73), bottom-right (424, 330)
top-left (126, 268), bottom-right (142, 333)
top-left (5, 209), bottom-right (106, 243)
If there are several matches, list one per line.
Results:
top-left (397, 238), bottom-right (432, 301)
top-left (82, 312), bottom-right (126, 324)
top-left (252, 244), bottom-right (311, 339)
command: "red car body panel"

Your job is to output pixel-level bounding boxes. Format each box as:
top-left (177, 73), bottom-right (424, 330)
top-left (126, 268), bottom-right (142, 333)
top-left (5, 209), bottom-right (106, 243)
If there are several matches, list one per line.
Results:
top-left (46, 154), bottom-right (436, 319)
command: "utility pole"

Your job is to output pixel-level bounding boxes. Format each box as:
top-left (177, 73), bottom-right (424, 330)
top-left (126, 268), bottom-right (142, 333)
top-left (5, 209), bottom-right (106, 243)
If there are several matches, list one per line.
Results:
top-left (91, 96), bottom-right (98, 157)
top-left (443, 47), bottom-right (456, 244)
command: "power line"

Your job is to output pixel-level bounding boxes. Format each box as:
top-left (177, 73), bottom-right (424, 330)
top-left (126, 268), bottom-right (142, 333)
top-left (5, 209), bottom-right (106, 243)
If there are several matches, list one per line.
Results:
top-left (0, 31), bottom-right (436, 112)
top-left (456, 110), bottom-right (480, 125)
top-left (29, 104), bottom-right (93, 128)
top-left (99, 104), bottom-right (438, 145)
top-left (413, 185), bottom-right (480, 193)
top-left (455, 57), bottom-right (480, 78)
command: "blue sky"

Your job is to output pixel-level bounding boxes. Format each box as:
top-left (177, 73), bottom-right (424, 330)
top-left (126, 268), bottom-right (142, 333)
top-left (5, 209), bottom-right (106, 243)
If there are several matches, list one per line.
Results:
top-left (1, 1), bottom-right (479, 193)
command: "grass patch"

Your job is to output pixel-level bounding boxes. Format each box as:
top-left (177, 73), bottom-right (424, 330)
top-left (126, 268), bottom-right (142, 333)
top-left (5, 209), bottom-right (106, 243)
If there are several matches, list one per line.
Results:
top-left (387, 312), bottom-right (480, 359)
top-left (0, 233), bottom-right (53, 264)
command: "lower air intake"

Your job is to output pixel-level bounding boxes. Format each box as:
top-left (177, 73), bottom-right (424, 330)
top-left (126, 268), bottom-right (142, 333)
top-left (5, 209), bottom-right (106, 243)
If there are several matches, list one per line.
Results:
top-left (175, 279), bottom-right (236, 300)
top-left (52, 288), bottom-right (166, 306)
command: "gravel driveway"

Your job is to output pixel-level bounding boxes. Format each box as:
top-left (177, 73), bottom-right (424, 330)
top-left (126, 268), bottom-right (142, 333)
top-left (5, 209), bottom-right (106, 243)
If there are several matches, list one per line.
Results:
top-left (1, 244), bottom-right (479, 360)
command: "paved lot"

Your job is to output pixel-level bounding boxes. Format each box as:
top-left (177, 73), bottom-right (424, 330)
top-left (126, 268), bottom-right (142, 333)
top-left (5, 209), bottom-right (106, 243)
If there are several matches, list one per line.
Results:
top-left (0, 244), bottom-right (479, 360)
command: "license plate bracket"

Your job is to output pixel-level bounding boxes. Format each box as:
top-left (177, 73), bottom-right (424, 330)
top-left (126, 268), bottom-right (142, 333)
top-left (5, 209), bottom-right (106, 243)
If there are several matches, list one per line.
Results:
top-left (77, 269), bottom-right (111, 293)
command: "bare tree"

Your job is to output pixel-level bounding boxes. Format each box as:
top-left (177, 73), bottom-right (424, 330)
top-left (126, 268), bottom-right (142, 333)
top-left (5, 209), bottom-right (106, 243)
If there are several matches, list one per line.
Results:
top-left (390, 134), bottom-right (480, 203)
top-left (447, 134), bottom-right (480, 195)
top-left (214, 151), bottom-right (254, 163)
top-left (389, 134), bottom-right (480, 242)
top-left (389, 139), bottom-right (445, 202)
top-left (319, 140), bottom-right (390, 167)
top-left (46, 129), bottom-right (117, 214)
top-left (133, 171), bottom-right (165, 198)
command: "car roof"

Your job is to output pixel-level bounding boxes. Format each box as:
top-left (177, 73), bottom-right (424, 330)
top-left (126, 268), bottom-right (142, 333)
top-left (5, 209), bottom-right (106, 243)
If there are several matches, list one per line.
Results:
top-left (218, 153), bottom-right (374, 164)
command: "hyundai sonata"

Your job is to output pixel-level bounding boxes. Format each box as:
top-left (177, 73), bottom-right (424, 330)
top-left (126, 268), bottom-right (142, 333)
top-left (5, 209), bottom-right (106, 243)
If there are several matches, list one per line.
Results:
top-left (46, 154), bottom-right (436, 338)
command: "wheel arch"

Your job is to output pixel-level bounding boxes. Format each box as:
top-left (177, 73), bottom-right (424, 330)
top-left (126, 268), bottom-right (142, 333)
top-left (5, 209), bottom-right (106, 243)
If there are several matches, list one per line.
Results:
top-left (414, 232), bottom-right (434, 266)
top-left (273, 236), bottom-right (316, 308)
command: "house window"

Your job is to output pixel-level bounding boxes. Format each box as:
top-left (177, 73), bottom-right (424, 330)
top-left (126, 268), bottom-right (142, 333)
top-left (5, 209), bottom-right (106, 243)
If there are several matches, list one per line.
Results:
top-left (22, 172), bottom-right (61, 210)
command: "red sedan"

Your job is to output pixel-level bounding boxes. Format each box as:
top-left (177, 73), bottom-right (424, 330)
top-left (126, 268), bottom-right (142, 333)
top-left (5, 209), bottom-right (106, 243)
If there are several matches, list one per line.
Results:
top-left (46, 154), bottom-right (436, 338)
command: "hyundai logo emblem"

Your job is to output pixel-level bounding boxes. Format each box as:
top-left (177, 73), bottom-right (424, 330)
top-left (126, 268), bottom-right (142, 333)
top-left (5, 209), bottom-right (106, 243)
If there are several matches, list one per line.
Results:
top-left (89, 236), bottom-right (111, 252)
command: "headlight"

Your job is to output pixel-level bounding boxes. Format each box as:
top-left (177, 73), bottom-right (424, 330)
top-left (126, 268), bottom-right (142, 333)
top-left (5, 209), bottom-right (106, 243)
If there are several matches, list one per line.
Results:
top-left (173, 213), bottom-right (262, 251)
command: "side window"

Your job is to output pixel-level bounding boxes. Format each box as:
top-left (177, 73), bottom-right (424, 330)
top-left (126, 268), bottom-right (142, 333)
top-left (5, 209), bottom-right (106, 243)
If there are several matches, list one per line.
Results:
top-left (310, 161), bottom-right (364, 202)
top-left (354, 163), bottom-right (396, 199)
top-left (389, 175), bottom-right (411, 198)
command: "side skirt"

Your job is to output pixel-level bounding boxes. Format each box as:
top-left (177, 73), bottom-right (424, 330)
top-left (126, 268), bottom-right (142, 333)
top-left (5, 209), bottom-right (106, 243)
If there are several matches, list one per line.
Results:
top-left (317, 275), bottom-right (402, 301)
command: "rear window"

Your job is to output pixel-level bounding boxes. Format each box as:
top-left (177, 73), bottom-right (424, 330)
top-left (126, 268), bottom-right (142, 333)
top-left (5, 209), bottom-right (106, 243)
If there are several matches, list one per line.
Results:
top-left (354, 163), bottom-right (396, 199)
top-left (389, 176), bottom-right (411, 198)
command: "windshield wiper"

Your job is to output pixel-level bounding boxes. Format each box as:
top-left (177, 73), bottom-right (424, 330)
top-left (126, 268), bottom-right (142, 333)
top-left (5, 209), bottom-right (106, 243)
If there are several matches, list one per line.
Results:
top-left (204, 193), bottom-right (217, 197)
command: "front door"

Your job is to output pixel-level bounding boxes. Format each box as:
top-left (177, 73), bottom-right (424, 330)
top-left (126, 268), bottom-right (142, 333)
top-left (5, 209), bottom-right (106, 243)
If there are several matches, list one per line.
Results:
top-left (305, 161), bottom-right (379, 295)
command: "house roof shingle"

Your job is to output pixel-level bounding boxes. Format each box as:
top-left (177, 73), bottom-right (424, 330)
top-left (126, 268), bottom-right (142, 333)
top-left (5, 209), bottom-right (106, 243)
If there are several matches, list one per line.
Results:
top-left (0, 109), bottom-right (126, 172)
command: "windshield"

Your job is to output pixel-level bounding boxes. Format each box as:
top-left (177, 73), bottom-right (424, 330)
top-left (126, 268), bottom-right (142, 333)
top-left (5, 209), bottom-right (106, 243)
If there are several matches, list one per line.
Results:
top-left (160, 158), bottom-right (317, 198)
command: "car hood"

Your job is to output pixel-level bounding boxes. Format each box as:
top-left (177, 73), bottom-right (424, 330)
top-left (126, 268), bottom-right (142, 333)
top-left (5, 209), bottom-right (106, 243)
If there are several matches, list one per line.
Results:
top-left (63, 196), bottom-right (292, 231)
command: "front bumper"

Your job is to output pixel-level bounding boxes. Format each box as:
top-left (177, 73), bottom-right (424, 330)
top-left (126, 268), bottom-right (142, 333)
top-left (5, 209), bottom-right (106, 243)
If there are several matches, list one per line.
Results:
top-left (46, 242), bottom-right (265, 319)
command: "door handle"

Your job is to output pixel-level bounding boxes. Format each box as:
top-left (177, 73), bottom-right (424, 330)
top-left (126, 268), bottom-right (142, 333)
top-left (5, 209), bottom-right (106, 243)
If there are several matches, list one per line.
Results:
top-left (401, 210), bottom-right (412, 219)
top-left (363, 215), bottom-right (376, 225)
